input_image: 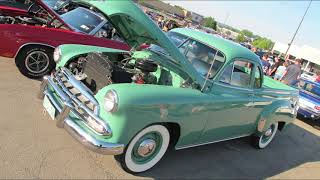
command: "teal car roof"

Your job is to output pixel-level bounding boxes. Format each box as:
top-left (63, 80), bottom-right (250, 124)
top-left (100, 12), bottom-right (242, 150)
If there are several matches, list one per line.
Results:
top-left (171, 28), bottom-right (261, 63)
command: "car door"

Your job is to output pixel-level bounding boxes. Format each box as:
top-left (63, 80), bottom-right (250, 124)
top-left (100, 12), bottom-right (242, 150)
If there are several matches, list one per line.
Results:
top-left (199, 59), bottom-right (256, 143)
top-left (249, 64), bottom-right (271, 121)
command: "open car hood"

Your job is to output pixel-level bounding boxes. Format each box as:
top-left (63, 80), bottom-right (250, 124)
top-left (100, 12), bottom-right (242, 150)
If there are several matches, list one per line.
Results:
top-left (80, 0), bottom-right (205, 87)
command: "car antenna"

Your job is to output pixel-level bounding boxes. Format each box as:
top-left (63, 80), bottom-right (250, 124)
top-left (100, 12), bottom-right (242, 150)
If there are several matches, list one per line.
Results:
top-left (201, 51), bottom-right (218, 92)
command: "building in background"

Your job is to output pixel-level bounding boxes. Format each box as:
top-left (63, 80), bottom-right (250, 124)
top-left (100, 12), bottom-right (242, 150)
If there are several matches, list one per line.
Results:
top-left (272, 42), bottom-right (320, 73)
top-left (190, 12), bottom-right (204, 24)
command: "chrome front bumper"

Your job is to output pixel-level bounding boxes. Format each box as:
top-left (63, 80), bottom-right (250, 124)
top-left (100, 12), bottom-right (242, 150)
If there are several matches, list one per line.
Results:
top-left (40, 75), bottom-right (124, 155)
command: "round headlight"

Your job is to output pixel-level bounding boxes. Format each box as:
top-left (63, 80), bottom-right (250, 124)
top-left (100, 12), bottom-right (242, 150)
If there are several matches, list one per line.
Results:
top-left (104, 90), bottom-right (118, 112)
top-left (53, 47), bottom-right (61, 62)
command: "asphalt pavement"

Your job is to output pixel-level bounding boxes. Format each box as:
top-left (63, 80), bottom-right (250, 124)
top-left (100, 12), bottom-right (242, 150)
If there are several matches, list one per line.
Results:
top-left (0, 57), bottom-right (320, 179)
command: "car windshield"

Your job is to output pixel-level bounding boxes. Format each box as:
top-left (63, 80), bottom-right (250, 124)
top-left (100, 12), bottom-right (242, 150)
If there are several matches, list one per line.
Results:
top-left (148, 31), bottom-right (225, 79)
top-left (148, 31), bottom-right (188, 55)
top-left (181, 40), bottom-right (225, 78)
top-left (300, 81), bottom-right (320, 97)
top-left (60, 7), bottom-right (105, 34)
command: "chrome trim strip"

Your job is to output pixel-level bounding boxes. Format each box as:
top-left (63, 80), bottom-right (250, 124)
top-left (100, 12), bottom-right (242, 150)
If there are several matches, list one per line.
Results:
top-left (14, 43), bottom-right (55, 59)
top-left (175, 134), bottom-right (251, 150)
top-left (215, 81), bottom-right (254, 92)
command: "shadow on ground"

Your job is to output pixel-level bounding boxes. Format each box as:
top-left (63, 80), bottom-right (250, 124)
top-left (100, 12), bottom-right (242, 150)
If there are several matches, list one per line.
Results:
top-left (138, 123), bottom-right (320, 179)
top-left (297, 114), bottom-right (320, 130)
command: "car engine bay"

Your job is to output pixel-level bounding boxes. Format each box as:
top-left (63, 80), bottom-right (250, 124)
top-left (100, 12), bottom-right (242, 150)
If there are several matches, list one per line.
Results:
top-left (0, 15), bottom-right (47, 26)
top-left (66, 52), bottom-right (190, 94)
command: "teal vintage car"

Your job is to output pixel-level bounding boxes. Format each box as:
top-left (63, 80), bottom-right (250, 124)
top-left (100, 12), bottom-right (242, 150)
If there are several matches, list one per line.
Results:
top-left (38, 0), bottom-right (299, 173)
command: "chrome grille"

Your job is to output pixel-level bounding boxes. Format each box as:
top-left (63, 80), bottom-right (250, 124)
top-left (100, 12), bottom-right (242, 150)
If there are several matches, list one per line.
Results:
top-left (53, 67), bottom-right (99, 115)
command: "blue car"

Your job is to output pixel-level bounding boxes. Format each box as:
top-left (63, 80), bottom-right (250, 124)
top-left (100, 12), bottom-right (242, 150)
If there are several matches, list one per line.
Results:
top-left (297, 79), bottom-right (320, 120)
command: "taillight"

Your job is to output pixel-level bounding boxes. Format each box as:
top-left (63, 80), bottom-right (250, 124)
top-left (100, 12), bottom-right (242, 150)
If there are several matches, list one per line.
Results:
top-left (315, 106), bottom-right (320, 110)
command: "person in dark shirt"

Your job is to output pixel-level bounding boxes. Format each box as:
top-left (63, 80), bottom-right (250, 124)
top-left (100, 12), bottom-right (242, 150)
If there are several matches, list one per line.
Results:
top-left (281, 59), bottom-right (301, 86)
top-left (261, 54), bottom-right (271, 74)
top-left (268, 56), bottom-right (280, 77)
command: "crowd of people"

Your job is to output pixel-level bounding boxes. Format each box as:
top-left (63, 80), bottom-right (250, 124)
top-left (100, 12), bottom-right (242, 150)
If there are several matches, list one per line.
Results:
top-left (250, 46), bottom-right (316, 87)
top-left (145, 9), bottom-right (320, 88)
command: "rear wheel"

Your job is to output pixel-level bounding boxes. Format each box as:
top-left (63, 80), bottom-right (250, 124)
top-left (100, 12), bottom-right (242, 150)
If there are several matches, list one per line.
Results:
top-left (15, 45), bottom-right (55, 79)
top-left (115, 125), bottom-right (170, 174)
top-left (251, 122), bottom-right (278, 149)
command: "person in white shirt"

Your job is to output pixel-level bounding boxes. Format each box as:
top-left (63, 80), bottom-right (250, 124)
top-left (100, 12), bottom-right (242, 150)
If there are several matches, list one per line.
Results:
top-left (274, 62), bottom-right (287, 81)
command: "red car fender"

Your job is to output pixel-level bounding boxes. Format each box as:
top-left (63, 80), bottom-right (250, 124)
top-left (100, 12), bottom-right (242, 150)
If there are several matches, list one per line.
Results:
top-left (0, 24), bottom-right (130, 58)
top-left (0, 6), bottom-right (28, 16)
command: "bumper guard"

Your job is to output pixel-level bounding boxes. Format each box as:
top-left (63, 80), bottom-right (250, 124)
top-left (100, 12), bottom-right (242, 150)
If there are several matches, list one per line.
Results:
top-left (40, 75), bottom-right (124, 155)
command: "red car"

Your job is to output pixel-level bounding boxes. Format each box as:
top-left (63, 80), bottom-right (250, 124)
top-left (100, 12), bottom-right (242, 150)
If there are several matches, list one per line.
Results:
top-left (0, 0), bottom-right (130, 79)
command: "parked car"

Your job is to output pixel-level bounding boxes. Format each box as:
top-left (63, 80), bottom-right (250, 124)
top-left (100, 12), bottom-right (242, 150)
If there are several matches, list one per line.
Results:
top-left (0, 0), bottom-right (130, 79)
top-left (38, 0), bottom-right (298, 174)
top-left (301, 71), bottom-right (316, 82)
top-left (297, 78), bottom-right (320, 120)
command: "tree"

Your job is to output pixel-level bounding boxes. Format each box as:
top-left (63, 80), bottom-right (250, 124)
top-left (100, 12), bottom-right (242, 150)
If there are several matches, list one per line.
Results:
top-left (252, 38), bottom-right (274, 50)
top-left (202, 17), bottom-right (217, 30)
top-left (240, 29), bottom-right (253, 38)
top-left (236, 33), bottom-right (246, 43)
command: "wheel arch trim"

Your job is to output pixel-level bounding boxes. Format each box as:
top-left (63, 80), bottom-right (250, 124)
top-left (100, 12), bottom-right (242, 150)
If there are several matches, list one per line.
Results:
top-left (14, 43), bottom-right (56, 59)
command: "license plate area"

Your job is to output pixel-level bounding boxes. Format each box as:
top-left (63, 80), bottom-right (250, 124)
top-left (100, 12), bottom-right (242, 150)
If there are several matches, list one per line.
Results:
top-left (43, 96), bottom-right (56, 120)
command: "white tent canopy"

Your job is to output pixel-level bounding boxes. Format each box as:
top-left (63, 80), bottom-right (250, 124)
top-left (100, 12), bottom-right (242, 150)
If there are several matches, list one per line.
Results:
top-left (273, 42), bottom-right (320, 65)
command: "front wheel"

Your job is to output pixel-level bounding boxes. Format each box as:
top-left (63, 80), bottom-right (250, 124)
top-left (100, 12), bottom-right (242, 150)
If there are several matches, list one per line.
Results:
top-left (251, 122), bottom-right (278, 149)
top-left (15, 45), bottom-right (55, 79)
top-left (115, 125), bottom-right (170, 174)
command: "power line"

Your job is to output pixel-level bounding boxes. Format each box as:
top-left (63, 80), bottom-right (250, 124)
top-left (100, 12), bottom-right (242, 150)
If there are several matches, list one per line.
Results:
top-left (284, 0), bottom-right (312, 59)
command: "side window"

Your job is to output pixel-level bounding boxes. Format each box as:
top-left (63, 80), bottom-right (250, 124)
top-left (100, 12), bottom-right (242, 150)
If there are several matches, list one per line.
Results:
top-left (219, 60), bottom-right (253, 88)
top-left (254, 66), bottom-right (262, 88)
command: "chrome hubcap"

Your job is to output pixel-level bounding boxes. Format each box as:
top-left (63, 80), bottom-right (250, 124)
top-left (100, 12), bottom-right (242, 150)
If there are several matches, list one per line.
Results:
top-left (25, 51), bottom-right (49, 74)
top-left (137, 139), bottom-right (157, 157)
top-left (264, 128), bottom-right (273, 137)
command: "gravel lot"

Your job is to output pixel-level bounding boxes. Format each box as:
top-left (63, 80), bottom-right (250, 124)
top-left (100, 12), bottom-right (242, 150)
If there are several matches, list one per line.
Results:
top-left (1, 57), bottom-right (320, 179)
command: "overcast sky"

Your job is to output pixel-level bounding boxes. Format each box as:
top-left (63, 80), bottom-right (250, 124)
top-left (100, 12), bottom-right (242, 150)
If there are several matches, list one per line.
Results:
top-left (164, 1), bottom-right (320, 49)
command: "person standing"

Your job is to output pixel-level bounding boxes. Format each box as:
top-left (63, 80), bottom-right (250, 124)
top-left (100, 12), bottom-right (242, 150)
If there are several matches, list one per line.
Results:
top-left (273, 62), bottom-right (287, 81)
top-left (261, 54), bottom-right (271, 75)
top-left (268, 56), bottom-right (280, 77)
top-left (315, 71), bottom-right (320, 83)
top-left (281, 59), bottom-right (301, 86)
top-left (157, 16), bottom-right (164, 29)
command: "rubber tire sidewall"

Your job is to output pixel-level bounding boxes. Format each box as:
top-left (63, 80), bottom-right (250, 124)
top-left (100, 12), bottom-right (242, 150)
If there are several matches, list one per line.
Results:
top-left (115, 125), bottom-right (170, 174)
top-left (15, 45), bottom-right (55, 79)
top-left (251, 122), bottom-right (278, 149)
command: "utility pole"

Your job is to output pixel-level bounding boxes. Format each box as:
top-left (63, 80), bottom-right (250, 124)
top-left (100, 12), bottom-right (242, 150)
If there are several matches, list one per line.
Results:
top-left (284, 0), bottom-right (312, 59)
top-left (223, 12), bottom-right (230, 25)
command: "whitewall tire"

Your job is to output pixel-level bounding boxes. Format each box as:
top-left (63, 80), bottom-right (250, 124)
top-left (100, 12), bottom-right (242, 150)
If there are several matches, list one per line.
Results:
top-left (252, 122), bottom-right (278, 149)
top-left (115, 125), bottom-right (170, 173)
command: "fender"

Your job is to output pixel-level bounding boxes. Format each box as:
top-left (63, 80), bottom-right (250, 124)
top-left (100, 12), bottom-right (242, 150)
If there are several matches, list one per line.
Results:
top-left (94, 83), bottom-right (210, 147)
top-left (0, 6), bottom-right (28, 16)
top-left (255, 99), bottom-right (294, 135)
top-left (57, 44), bottom-right (130, 68)
top-left (0, 24), bottom-right (130, 58)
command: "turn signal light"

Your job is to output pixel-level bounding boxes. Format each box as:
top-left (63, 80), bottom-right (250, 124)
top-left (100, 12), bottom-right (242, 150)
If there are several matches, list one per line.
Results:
top-left (314, 106), bottom-right (320, 110)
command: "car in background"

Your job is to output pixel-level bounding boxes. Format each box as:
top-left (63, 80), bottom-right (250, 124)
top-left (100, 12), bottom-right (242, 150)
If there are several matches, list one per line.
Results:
top-left (0, 0), bottom-right (129, 79)
top-left (301, 71), bottom-right (316, 82)
top-left (297, 78), bottom-right (320, 121)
